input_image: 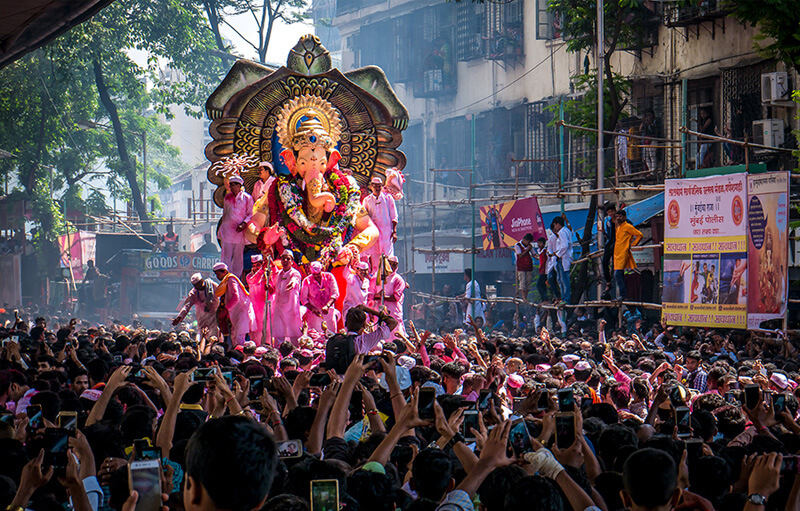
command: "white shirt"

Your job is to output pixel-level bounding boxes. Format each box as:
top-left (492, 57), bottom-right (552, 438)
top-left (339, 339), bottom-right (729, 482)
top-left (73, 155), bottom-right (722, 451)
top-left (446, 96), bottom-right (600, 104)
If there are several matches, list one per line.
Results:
top-left (555, 226), bottom-right (573, 269)
top-left (464, 279), bottom-right (485, 322)
top-left (545, 231), bottom-right (559, 274)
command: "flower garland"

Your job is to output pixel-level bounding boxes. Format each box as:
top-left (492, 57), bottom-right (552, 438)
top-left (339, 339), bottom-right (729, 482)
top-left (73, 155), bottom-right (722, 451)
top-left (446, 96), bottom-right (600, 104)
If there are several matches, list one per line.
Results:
top-left (267, 164), bottom-right (360, 262)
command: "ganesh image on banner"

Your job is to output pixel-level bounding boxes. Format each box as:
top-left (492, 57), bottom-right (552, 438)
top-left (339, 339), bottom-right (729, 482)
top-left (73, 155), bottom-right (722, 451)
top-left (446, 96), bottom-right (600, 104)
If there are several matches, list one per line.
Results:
top-left (204, 34), bottom-right (408, 267)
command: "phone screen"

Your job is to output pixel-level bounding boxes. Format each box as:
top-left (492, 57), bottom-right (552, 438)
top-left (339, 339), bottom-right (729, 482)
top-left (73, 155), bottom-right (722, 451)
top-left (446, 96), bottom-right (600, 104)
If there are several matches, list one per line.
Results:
top-left (192, 367), bottom-right (216, 382)
top-left (781, 455), bottom-right (799, 475)
top-left (537, 389), bottom-right (550, 411)
top-left (557, 388), bottom-right (574, 412)
top-left (462, 411), bottom-right (479, 442)
top-left (508, 419), bottom-right (533, 456)
top-left (350, 390), bottom-right (363, 422)
top-left (774, 394), bottom-right (787, 414)
top-left (277, 440), bottom-right (303, 459)
top-left (478, 390), bottom-right (492, 411)
top-left (744, 385), bottom-right (760, 410)
top-left (248, 377), bottom-right (265, 399)
top-left (57, 412), bottom-right (78, 434)
top-left (129, 460), bottom-right (163, 511)
top-left (44, 428), bottom-right (70, 469)
top-left (418, 388), bottom-right (436, 420)
top-left (555, 413), bottom-right (575, 448)
top-left (686, 439), bottom-right (703, 461)
top-left (309, 373), bottom-right (332, 387)
top-left (676, 406), bottom-right (692, 438)
top-left (669, 385), bottom-right (685, 408)
top-left (512, 397), bottom-right (525, 413)
top-left (310, 479), bottom-right (339, 511)
top-left (27, 405), bottom-right (43, 430)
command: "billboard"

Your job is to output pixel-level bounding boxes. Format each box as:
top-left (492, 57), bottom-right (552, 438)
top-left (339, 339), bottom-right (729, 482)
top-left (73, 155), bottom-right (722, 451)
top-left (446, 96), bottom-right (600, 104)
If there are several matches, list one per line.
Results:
top-left (138, 252), bottom-right (220, 278)
top-left (479, 196), bottom-right (546, 250)
top-left (747, 172), bottom-right (790, 328)
top-left (662, 173), bottom-right (748, 328)
top-left (58, 231), bottom-right (96, 281)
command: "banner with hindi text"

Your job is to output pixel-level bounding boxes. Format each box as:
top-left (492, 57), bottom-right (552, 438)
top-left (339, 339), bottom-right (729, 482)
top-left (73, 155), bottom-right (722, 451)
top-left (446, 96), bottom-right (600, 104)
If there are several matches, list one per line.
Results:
top-left (662, 173), bottom-right (747, 328)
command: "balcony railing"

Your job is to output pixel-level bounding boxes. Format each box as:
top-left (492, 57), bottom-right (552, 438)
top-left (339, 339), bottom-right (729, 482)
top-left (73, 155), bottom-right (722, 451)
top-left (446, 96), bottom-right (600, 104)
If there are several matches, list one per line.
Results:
top-left (663, 0), bottom-right (731, 27)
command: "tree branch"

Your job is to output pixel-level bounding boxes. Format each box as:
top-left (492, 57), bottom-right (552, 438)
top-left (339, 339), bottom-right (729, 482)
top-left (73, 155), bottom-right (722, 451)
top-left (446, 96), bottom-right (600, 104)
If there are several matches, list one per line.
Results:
top-left (92, 57), bottom-right (152, 233)
top-left (201, 0), bottom-right (227, 53)
top-left (219, 18), bottom-right (260, 52)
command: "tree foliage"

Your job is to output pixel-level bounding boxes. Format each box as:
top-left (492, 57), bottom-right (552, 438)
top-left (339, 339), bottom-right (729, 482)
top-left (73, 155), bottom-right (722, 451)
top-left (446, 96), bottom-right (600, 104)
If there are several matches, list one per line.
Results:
top-left (727, 0), bottom-right (800, 75)
top-left (0, 0), bottom-right (223, 277)
top-left (546, 0), bottom-right (657, 146)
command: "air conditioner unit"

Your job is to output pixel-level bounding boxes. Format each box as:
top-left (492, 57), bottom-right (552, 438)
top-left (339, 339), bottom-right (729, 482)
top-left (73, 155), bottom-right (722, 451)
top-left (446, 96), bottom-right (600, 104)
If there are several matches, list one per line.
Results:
top-left (761, 72), bottom-right (789, 103)
top-left (752, 119), bottom-right (785, 148)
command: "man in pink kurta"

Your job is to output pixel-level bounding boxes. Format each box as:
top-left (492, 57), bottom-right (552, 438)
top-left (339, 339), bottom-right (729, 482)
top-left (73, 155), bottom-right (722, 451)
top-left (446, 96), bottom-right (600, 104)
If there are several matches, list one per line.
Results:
top-left (362, 176), bottom-right (398, 270)
top-left (246, 254), bottom-right (268, 346)
top-left (342, 260), bottom-right (370, 321)
top-left (300, 261), bottom-right (339, 335)
top-left (251, 162), bottom-right (274, 203)
top-left (213, 262), bottom-right (257, 347)
top-left (375, 255), bottom-right (406, 335)
top-left (270, 250), bottom-right (303, 345)
top-left (217, 175), bottom-right (254, 278)
top-left (172, 273), bottom-right (219, 342)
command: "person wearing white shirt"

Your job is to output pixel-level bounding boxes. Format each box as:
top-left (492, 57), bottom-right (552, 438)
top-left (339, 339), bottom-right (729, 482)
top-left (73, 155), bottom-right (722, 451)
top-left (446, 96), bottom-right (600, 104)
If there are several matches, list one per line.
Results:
top-left (362, 176), bottom-right (398, 270)
top-left (552, 216), bottom-right (572, 304)
top-left (545, 229), bottom-right (561, 302)
top-left (461, 268), bottom-right (485, 324)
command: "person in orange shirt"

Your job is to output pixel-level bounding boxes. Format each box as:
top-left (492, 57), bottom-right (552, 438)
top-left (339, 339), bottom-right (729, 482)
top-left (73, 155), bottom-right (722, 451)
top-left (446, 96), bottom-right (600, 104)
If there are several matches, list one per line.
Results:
top-left (613, 209), bottom-right (643, 300)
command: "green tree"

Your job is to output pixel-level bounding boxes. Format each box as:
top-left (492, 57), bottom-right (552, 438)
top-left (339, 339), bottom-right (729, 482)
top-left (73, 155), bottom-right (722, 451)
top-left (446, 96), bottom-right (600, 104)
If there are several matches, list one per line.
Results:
top-left (546, 0), bottom-right (657, 144)
top-left (727, 0), bottom-right (800, 75)
top-left (0, 0), bottom-right (222, 279)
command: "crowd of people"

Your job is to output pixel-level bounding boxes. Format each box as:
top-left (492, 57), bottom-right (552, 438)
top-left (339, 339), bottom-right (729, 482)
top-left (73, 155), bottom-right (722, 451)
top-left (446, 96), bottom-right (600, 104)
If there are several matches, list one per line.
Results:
top-left (1, 305), bottom-right (799, 511)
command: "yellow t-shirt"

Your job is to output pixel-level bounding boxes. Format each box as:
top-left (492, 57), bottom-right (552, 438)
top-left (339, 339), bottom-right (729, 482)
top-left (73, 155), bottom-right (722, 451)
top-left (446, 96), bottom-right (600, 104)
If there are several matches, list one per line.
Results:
top-left (614, 222), bottom-right (643, 270)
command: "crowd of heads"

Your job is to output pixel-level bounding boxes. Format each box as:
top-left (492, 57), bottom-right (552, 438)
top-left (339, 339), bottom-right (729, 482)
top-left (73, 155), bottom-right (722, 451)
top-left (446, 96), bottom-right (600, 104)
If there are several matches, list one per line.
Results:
top-left (1, 306), bottom-right (798, 511)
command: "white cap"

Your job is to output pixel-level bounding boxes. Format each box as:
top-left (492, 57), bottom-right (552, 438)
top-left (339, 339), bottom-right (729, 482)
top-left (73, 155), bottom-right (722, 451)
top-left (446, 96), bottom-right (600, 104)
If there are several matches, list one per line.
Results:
top-left (190, 273), bottom-right (203, 284)
top-left (212, 262), bottom-right (228, 272)
top-left (229, 175), bottom-right (244, 185)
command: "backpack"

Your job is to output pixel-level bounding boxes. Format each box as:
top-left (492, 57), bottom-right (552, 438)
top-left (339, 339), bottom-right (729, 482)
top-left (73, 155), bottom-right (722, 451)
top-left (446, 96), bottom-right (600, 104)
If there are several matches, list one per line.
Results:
top-left (326, 333), bottom-right (357, 374)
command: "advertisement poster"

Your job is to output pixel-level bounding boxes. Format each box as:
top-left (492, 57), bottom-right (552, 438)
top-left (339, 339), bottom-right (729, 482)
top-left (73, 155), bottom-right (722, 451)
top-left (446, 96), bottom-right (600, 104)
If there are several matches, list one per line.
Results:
top-left (479, 196), bottom-right (546, 250)
top-left (747, 172), bottom-right (789, 328)
top-left (58, 231), bottom-right (97, 281)
top-left (662, 173), bottom-right (747, 328)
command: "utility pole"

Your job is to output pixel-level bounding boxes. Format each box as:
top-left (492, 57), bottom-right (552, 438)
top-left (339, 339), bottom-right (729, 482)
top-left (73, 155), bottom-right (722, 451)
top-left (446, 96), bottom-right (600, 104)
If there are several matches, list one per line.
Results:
top-left (596, 0), bottom-right (605, 301)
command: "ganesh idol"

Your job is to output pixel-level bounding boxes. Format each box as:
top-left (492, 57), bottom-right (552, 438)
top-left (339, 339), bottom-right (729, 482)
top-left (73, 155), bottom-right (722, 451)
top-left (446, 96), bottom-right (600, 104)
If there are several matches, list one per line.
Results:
top-left (242, 95), bottom-right (380, 265)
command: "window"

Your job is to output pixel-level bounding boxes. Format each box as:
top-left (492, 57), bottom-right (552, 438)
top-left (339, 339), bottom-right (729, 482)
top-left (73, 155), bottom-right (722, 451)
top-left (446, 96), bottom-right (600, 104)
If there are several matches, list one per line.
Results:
top-left (525, 101), bottom-right (559, 182)
top-left (722, 61), bottom-right (775, 148)
top-left (484, 1), bottom-right (524, 60)
top-left (687, 78), bottom-right (718, 166)
top-left (455, 3), bottom-right (484, 61)
top-left (413, 5), bottom-right (457, 97)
